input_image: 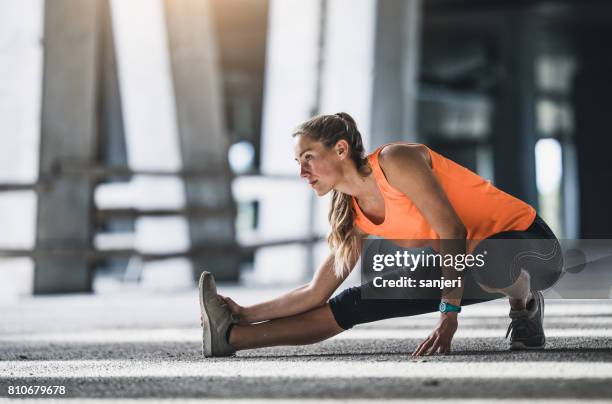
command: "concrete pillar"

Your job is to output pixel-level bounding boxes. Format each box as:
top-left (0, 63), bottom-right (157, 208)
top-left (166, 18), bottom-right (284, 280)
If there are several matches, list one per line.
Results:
top-left (254, 0), bottom-right (321, 284)
top-left (97, 0), bottom-right (132, 277)
top-left (573, 26), bottom-right (612, 237)
top-left (319, 0), bottom-right (376, 146)
top-left (490, 14), bottom-right (538, 207)
top-left (35, 0), bottom-right (103, 293)
top-left (370, 0), bottom-right (422, 145)
top-left (561, 140), bottom-right (579, 239)
top-left (164, 0), bottom-right (240, 281)
top-left (99, 0), bottom-right (127, 173)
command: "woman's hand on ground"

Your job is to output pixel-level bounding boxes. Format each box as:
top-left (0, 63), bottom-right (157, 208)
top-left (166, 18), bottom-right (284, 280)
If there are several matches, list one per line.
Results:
top-left (217, 295), bottom-right (249, 324)
top-left (412, 313), bottom-right (458, 357)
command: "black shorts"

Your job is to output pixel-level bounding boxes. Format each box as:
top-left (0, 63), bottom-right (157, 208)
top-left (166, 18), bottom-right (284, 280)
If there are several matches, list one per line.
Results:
top-left (328, 214), bottom-right (563, 330)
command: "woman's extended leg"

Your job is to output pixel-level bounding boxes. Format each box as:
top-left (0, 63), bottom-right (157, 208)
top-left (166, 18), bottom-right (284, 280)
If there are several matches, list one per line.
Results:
top-left (228, 296), bottom-right (487, 352)
top-left (229, 304), bottom-right (344, 350)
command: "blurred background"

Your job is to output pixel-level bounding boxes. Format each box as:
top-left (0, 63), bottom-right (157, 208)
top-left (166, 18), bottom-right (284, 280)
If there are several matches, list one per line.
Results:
top-left (1, 0), bottom-right (611, 300)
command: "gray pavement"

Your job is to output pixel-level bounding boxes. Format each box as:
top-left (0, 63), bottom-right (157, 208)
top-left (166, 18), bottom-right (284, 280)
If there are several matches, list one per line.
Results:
top-left (1, 285), bottom-right (611, 401)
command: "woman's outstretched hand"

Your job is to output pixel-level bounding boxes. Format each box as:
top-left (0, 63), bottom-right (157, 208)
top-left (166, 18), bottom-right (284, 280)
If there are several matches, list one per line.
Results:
top-left (412, 313), bottom-right (458, 357)
top-left (217, 295), bottom-right (249, 324)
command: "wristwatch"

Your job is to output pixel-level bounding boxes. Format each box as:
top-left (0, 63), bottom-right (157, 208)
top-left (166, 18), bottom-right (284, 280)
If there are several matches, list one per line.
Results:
top-left (439, 301), bottom-right (461, 314)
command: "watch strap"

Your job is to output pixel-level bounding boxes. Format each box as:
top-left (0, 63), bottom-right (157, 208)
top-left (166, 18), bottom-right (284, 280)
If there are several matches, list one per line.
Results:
top-left (439, 301), bottom-right (462, 313)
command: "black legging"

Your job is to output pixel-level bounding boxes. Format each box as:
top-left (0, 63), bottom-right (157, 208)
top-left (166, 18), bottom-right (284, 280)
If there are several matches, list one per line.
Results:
top-left (328, 214), bottom-right (563, 330)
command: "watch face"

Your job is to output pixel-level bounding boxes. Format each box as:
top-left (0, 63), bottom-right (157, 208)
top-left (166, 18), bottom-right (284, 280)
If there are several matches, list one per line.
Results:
top-left (439, 302), bottom-right (446, 311)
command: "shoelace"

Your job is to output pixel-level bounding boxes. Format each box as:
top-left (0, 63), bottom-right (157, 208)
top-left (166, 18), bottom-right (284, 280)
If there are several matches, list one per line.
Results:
top-left (505, 315), bottom-right (537, 339)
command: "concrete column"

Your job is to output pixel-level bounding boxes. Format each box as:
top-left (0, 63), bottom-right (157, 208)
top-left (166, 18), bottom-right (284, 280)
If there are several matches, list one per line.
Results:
top-left (164, 0), bottom-right (240, 281)
top-left (320, 0), bottom-right (376, 147)
top-left (99, 0), bottom-right (127, 173)
top-left (35, 0), bottom-right (103, 293)
top-left (573, 26), bottom-right (612, 238)
top-left (561, 140), bottom-right (579, 239)
top-left (370, 0), bottom-right (422, 145)
top-left (490, 14), bottom-right (538, 207)
top-left (254, 0), bottom-right (321, 284)
top-left (97, 0), bottom-right (132, 278)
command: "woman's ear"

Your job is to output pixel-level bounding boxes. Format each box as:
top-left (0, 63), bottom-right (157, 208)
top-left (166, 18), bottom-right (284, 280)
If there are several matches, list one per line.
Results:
top-left (335, 139), bottom-right (349, 160)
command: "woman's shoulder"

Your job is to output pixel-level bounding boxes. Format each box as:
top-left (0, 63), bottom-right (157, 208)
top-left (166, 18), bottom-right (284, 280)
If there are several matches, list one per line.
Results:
top-left (377, 142), bottom-right (431, 171)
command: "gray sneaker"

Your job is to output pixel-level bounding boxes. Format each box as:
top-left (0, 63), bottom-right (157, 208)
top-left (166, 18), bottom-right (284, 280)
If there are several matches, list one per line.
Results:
top-left (198, 271), bottom-right (237, 357)
top-left (506, 290), bottom-right (546, 350)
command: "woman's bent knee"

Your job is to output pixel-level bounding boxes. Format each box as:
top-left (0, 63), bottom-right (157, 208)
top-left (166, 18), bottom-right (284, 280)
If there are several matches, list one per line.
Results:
top-left (328, 287), bottom-right (359, 330)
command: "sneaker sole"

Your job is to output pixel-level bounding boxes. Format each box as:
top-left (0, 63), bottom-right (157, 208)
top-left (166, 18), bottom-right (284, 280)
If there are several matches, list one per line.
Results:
top-left (509, 341), bottom-right (545, 350)
top-left (198, 272), bottom-right (213, 357)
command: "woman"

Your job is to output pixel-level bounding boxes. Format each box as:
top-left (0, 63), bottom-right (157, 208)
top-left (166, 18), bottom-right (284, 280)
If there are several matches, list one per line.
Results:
top-left (198, 112), bottom-right (563, 358)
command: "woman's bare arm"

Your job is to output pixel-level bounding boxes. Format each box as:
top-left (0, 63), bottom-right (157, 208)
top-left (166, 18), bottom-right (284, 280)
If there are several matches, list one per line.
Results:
top-left (380, 145), bottom-right (467, 304)
top-left (229, 237), bottom-right (363, 324)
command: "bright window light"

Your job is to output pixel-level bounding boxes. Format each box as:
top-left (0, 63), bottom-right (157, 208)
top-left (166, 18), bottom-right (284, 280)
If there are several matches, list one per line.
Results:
top-left (535, 138), bottom-right (562, 194)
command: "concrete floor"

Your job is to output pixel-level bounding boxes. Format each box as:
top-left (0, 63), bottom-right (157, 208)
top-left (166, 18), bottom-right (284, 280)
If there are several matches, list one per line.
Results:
top-left (1, 285), bottom-right (611, 402)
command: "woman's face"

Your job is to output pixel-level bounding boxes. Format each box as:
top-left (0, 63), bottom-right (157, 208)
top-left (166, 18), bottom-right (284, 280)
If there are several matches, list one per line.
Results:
top-left (293, 134), bottom-right (344, 196)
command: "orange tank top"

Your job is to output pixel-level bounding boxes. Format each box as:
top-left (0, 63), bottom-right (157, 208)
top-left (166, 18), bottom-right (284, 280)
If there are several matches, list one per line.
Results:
top-left (352, 144), bottom-right (536, 251)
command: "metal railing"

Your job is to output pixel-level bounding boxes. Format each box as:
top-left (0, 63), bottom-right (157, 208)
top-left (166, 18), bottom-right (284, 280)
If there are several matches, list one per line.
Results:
top-left (0, 162), bottom-right (324, 265)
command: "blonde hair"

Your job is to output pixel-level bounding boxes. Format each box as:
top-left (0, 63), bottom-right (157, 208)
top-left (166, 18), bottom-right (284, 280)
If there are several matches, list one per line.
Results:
top-left (293, 112), bottom-right (371, 277)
